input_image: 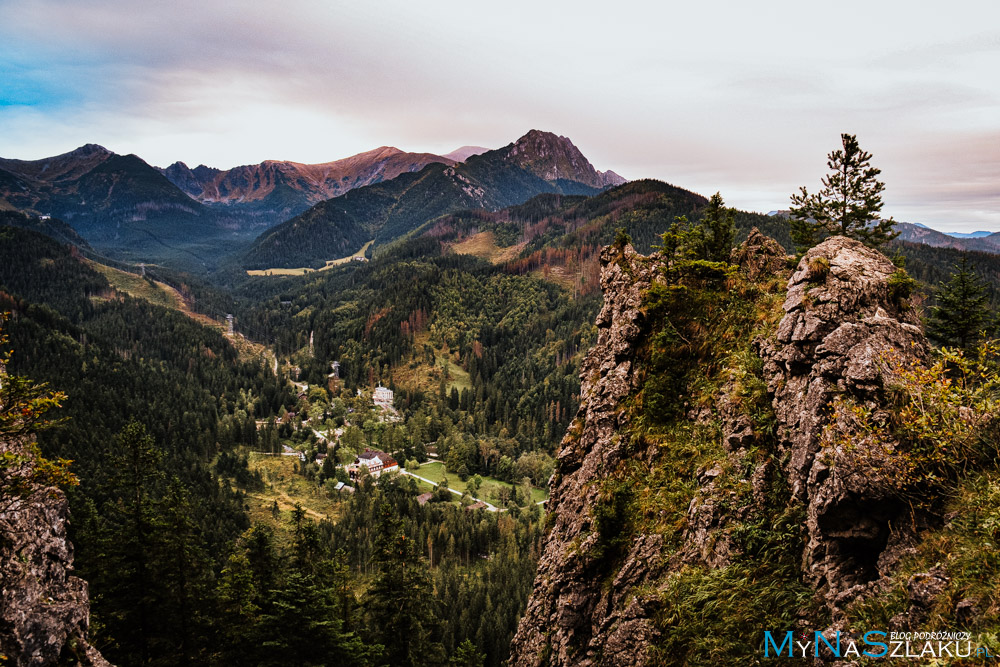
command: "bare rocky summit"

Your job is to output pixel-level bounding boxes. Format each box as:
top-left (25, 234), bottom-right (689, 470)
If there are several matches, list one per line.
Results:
top-left (506, 130), bottom-right (626, 189)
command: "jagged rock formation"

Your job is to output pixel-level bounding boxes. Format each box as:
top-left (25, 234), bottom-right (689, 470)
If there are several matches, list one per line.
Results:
top-left (0, 435), bottom-right (110, 667)
top-left (511, 234), bottom-right (932, 664)
top-left (760, 236), bottom-right (929, 616)
top-left (730, 227), bottom-right (788, 281)
top-left (509, 241), bottom-right (662, 666)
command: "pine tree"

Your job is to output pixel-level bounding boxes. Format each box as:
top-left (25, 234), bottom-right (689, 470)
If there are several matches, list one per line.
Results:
top-left (152, 478), bottom-right (215, 664)
top-left (789, 134), bottom-right (898, 251)
top-left (364, 502), bottom-right (447, 667)
top-left (690, 192), bottom-right (736, 262)
top-left (927, 256), bottom-right (995, 348)
top-left (449, 639), bottom-right (486, 667)
top-left (92, 420), bottom-right (165, 665)
top-left (257, 570), bottom-right (372, 667)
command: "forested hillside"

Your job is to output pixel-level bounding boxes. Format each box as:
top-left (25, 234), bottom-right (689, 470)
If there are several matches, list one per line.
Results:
top-left (0, 226), bottom-right (550, 666)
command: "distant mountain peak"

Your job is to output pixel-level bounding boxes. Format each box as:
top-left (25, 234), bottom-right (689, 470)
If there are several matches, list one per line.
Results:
top-left (506, 130), bottom-right (626, 188)
top-left (510, 129), bottom-right (573, 154)
top-left (442, 146), bottom-right (489, 162)
top-left (67, 144), bottom-right (112, 158)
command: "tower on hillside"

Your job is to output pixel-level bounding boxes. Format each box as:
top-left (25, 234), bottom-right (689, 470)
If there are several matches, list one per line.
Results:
top-left (226, 314), bottom-right (234, 336)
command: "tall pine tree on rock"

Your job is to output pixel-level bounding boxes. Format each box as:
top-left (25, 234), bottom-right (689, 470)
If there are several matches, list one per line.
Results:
top-left (789, 133), bottom-right (897, 251)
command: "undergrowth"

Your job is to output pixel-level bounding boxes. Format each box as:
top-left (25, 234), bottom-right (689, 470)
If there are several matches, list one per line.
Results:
top-left (846, 470), bottom-right (1000, 659)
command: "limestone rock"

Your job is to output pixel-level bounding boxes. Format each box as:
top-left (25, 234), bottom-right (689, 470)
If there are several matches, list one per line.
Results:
top-left (731, 227), bottom-right (789, 281)
top-left (760, 236), bottom-right (929, 615)
top-left (511, 233), bottom-right (934, 663)
top-left (510, 242), bottom-right (660, 666)
top-left (0, 435), bottom-right (110, 667)
top-left (889, 568), bottom-right (949, 629)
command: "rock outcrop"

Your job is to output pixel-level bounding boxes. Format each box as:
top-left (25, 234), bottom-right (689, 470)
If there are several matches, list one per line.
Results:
top-left (511, 233), bottom-right (933, 664)
top-left (760, 236), bottom-right (929, 615)
top-left (509, 241), bottom-right (662, 666)
top-left (0, 435), bottom-right (110, 667)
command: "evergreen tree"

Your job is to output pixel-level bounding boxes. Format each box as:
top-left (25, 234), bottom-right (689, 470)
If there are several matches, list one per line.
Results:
top-left (258, 570), bottom-right (372, 667)
top-left (0, 318), bottom-right (76, 515)
top-left (690, 192), bottom-right (736, 262)
top-left (91, 420), bottom-right (165, 665)
top-left (364, 502), bottom-right (447, 666)
top-left (449, 639), bottom-right (486, 667)
top-left (215, 551), bottom-right (264, 666)
top-left (927, 255), bottom-right (995, 348)
top-left (152, 478), bottom-right (216, 664)
top-left (789, 133), bottom-right (897, 251)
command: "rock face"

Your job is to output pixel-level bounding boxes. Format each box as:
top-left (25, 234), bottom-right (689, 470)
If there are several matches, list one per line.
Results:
top-left (506, 130), bottom-right (626, 189)
top-left (760, 236), bottom-right (929, 615)
top-left (511, 234), bottom-right (932, 664)
top-left (509, 241), bottom-right (662, 667)
top-left (730, 227), bottom-right (788, 281)
top-left (0, 435), bottom-right (110, 667)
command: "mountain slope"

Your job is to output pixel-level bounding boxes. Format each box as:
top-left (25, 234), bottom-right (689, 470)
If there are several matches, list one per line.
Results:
top-left (510, 233), bottom-right (998, 664)
top-left (894, 221), bottom-right (1000, 254)
top-left (0, 209), bottom-right (92, 249)
top-left (160, 146), bottom-right (457, 226)
top-left (0, 145), bottom-right (229, 269)
top-left (239, 130), bottom-right (621, 270)
top-left (415, 179), bottom-right (796, 298)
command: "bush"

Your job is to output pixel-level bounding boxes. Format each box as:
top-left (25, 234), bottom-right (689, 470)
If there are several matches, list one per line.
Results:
top-left (827, 342), bottom-right (1000, 498)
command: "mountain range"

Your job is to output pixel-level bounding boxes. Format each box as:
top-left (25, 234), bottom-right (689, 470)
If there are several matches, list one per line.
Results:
top-left (158, 146), bottom-right (460, 227)
top-left (8, 130), bottom-right (998, 277)
top-left (238, 130), bottom-right (627, 270)
top-left (0, 131), bottom-right (626, 271)
top-left (894, 221), bottom-right (1000, 254)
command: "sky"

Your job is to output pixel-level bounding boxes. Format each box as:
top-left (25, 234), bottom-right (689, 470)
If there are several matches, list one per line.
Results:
top-left (1, 0), bottom-right (999, 231)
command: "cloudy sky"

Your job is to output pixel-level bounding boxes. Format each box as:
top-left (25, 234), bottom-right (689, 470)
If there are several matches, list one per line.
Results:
top-left (2, 0), bottom-right (998, 231)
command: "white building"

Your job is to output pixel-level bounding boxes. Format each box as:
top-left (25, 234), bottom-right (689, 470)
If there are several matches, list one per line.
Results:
top-left (373, 386), bottom-right (394, 409)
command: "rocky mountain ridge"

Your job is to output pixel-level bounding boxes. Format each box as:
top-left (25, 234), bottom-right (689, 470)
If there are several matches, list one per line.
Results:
top-left (159, 146), bottom-right (457, 224)
top-left (506, 130), bottom-right (625, 188)
top-left (240, 130), bottom-right (626, 269)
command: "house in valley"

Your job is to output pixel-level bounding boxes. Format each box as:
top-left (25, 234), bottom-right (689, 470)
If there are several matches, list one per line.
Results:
top-left (346, 448), bottom-right (399, 481)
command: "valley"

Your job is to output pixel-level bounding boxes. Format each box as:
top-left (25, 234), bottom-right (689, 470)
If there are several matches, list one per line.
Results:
top-left (246, 239), bottom-right (375, 276)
